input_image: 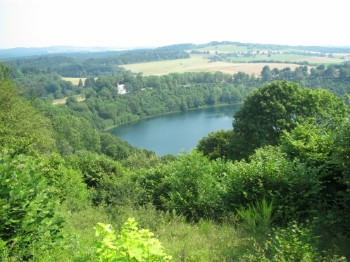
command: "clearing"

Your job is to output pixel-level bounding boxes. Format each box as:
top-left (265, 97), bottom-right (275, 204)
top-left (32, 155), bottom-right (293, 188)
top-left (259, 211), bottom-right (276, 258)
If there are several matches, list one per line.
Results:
top-left (62, 77), bottom-right (86, 86)
top-left (52, 95), bottom-right (86, 105)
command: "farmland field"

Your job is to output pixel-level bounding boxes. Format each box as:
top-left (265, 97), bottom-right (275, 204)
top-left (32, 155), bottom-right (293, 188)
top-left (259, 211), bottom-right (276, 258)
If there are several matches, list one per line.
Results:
top-left (193, 44), bottom-right (350, 64)
top-left (223, 53), bottom-right (348, 64)
top-left (122, 54), bottom-right (305, 76)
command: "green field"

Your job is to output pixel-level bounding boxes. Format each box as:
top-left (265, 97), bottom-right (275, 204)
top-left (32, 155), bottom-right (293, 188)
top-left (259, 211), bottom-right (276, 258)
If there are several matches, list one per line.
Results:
top-left (223, 53), bottom-right (348, 64)
top-left (122, 54), bottom-right (305, 76)
top-left (192, 44), bottom-right (350, 64)
top-left (122, 43), bottom-right (350, 76)
top-left (122, 55), bottom-right (210, 75)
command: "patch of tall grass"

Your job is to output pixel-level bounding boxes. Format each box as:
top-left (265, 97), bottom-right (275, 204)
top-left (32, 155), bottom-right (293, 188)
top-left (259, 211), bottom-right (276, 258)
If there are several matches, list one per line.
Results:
top-left (236, 198), bottom-right (273, 234)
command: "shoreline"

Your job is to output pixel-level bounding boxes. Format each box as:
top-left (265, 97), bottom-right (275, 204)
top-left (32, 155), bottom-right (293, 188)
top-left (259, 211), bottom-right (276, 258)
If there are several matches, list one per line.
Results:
top-left (103, 103), bottom-right (241, 132)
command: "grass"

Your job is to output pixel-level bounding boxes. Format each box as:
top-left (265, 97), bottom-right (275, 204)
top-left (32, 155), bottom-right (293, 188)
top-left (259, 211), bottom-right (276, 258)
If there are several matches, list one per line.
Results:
top-left (236, 198), bottom-right (273, 234)
top-left (122, 54), bottom-right (209, 75)
top-left (159, 219), bottom-right (244, 261)
top-left (52, 94), bottom-right (85, 105)
top-left (62, 77), bottom-right (86, 86)
top-left (122, 54), bottom-right (303, 76)
top-left (225, 53), bottom-right (348, 64)
top-left (106, 205), bottom-right (245, 261)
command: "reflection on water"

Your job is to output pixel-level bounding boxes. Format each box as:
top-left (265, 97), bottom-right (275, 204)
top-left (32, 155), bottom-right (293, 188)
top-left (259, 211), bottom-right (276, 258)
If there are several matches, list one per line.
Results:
top-left (110, 105), bottom-right (238, 156)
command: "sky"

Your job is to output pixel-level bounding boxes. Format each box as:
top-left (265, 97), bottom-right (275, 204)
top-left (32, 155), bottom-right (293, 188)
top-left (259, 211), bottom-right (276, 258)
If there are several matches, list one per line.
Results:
top-left (0, 0), bottom-right (349, 49)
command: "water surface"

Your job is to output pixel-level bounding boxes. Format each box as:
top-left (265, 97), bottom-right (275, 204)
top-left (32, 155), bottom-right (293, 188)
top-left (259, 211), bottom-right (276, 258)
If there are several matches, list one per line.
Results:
top-left (110, 105), bottom-right (238, 156)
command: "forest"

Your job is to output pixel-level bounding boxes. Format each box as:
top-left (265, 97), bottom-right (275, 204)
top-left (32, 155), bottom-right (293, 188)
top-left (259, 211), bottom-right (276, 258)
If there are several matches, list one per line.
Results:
top-left (1, 41), bottom-right (350, 261)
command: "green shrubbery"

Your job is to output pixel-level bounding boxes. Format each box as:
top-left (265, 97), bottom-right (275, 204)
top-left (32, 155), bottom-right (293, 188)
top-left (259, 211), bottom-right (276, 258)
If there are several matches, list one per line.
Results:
top-left (95, 218), bottom-right (172, 261)
top-left (245, 222), bottom-right (346, 262)
top-left (0, 151), bottom-right (63, 259)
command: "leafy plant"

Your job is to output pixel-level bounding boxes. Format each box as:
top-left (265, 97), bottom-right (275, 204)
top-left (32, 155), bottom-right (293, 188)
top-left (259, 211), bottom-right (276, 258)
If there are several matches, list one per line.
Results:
top-left (0, 151), bottom-right (63, 258)
top-left (95, 218), bottom-right (172, 261)
top-left (236, 198), bottom-right (273, 233)
top-left (162, 151), bottom-right (228, 221)
top-left (244, 222), bottom-right (346, 262)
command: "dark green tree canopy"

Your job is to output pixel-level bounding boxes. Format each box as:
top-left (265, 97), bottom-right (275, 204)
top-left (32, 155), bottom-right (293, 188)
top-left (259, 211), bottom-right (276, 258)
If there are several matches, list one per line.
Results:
top-left (232, 81), bottom-right (347, 159)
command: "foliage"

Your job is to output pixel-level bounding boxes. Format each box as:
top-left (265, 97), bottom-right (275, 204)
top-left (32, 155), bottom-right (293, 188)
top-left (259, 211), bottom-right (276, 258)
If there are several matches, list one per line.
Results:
top-left (13, 70), bottom-right (77, 99)
top-left (5, 49), bottom-right (189, 77)
top-left (333, 119), bottom-right (350, 181)
top-left (232, 81), bottom-right (347, 159)
top-left (100, 133), bottom-right (138, 160)
top-left (0, 151), bottom-right (63, 258)
top-left (38, 153), bottom-right (89, 210)
top-left (94, 218), bottom-right (172, 261)
top-left (224, 146), bottom-right (321, 224)
top-left (0, 65), bottom-right (56, 154)
top-left (65, 151), bottom-right (125, 188)
top-left (93, 173), bottom-right (144, 207)
top-left (160, 151), bottom-right (228, 221)
top-left (244, 222), bottom-right (346, 262)
top-left (51, 114), bottom-right (101, 154)
top-left (280, 122), bottom-right (334, 164)
top-left (197, 129), bottom-right (234, 160)
top-left (236, 198), bottom-right (273, 234)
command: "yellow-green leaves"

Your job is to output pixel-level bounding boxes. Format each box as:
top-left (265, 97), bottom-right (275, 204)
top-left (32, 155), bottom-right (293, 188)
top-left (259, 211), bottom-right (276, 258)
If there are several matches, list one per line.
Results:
top-left (95, 218), bottom-right (172, 261)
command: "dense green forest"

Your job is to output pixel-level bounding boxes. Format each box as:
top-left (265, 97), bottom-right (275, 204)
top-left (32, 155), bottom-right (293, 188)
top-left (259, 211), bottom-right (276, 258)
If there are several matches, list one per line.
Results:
top-left (4, 48), bottom-right (190, 77)
top-left (1, 43), bottom-right (350, 262)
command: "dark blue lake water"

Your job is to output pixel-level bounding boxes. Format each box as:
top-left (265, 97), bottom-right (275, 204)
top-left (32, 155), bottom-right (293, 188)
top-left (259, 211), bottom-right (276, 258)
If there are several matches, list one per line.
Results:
top-left (110, 105), bottom-right (238, 156)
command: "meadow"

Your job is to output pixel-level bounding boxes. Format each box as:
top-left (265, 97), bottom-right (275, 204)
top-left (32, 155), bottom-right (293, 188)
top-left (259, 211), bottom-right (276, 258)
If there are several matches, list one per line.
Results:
top-left (122, 54), bottom-right (303, 76)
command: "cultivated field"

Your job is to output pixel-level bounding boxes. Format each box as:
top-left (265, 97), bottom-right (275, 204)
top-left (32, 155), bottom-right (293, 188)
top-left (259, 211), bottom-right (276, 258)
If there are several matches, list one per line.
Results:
top-left (223, 53), bottom-right (348, 64)
top-left (122, 54), bottom-right (304, 76)
top-left (193, 44), bottom-right (350, 64)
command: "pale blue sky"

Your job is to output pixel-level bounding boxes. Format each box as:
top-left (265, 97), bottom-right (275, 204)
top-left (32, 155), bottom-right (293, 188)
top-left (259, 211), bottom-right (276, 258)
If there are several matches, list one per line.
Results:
top-left (0, 0), bottom-right (349, 49)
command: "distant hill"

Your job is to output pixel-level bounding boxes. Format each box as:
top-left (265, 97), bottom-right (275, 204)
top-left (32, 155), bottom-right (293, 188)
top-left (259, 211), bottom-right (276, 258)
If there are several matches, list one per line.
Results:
top-left (2, 41), bottom-right (350, 60)
top-left (0, 46), bottom-right (128, 59)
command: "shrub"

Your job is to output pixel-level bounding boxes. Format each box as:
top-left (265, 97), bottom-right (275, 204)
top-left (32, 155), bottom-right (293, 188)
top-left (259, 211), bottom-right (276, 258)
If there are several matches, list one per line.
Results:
top-left (223, 146), bottom-right (321, 225)
top-left (236, 198), bottom-right (273, 234)
top-left (244, 222), bottom-right (346, 262)
top-left (94, 218), bottom-right (172, 261)
top-left (0, 151), bottom-right (63, 258)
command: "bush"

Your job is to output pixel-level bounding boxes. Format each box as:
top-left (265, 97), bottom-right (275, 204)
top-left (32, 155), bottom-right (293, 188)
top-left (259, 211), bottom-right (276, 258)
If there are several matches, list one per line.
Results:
top-left (0, 151), bottom-right (63, 259)
top-left (244, 222), bottom-right (346, 262)
top-left (161, 151), bottom-right (228, 221)
top-left (223, 146), bottom-right (321, 225)
top-left (94, 218), bottom-right (172, 261)
top-left (236, 198), bottom-right (273, 234)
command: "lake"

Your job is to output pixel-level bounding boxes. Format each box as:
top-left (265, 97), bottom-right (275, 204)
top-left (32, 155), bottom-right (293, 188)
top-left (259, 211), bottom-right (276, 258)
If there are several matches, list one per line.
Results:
top-left (110, 105), bottom-right (239, 156)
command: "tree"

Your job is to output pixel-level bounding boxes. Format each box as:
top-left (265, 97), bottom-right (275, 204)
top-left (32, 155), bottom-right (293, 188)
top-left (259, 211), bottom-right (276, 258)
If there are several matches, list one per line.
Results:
top-left (51, 115), bottom-right (101, 154)
top-left (78, 78), bottom-right (83, 87)
top-left (232, 81), bottom-right (347, 159)
top-left (197, 130), bottom-right (233, 160)
top-left (261, 65), bottom-right (272, 82)
top-left (84, 78), bottom-right (92, 87)
top-left (0, 64), bottom-right (56, 154)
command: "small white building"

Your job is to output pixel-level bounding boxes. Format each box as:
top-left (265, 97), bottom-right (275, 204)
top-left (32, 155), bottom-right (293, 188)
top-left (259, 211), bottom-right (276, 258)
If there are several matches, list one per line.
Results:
top-left (117, 84), bottom-right (127, 95)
